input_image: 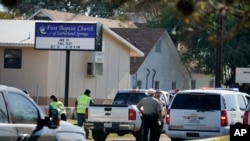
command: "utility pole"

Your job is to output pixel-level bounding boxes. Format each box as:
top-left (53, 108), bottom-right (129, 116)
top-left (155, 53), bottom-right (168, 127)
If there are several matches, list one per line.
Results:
top-left (64, 50), bottom-right (70, 106)
top-left (215, 14), bottom-right (223, 88)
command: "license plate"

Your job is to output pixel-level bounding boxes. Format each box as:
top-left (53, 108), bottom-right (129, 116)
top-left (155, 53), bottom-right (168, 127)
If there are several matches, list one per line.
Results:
top-left (104, 123), bottom-right (112, 128)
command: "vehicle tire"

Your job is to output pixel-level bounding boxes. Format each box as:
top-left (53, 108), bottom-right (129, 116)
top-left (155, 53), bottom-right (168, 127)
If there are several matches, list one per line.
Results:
top-left (92, 130), bottom-right (108, 141)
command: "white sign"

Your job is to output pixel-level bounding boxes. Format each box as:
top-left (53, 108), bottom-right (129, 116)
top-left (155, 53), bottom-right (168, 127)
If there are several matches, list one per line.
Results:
top-left (35, 22), bottom-right (100, 51)
top-left (236, 67), bottom-right (250, 83)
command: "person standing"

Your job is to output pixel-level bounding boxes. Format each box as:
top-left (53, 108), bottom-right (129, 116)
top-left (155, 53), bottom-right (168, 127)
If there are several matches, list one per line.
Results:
top-left (153, 89), bottom-right (166, 141)
top-left (49, 95), bottom-right (67, 121)
top-left (137, 88), bottom-right (163, 141)
top-left (75, 89), bottom-right (93, 139)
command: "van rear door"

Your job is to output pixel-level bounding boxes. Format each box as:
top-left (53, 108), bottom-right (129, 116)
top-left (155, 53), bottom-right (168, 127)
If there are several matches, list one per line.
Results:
top-left (169, 93), bottom-right (222, 133)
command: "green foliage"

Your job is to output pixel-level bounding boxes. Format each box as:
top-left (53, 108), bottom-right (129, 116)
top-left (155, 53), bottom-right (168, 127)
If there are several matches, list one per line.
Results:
top-left (1, 0), bottom-right (16, 8)
top-left (158, 8), bottom-right (181, 28)
top-left (136, 0), bottom-right (250, 87)
top-left (0, 11), bottom-right (14, 19)
top-left (10, 0), bottom-right (130, 18)
top-left (176, 0), bottom-right (195, 16)
top-left (155, 0), bottom-right (250, 87)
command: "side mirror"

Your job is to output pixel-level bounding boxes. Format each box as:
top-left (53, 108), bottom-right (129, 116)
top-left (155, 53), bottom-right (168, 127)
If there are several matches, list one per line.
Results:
top-left (48, 109), bottom-right (60, 129)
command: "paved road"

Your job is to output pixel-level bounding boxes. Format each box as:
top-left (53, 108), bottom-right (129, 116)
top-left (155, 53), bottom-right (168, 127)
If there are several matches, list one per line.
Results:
top-left (86, 133), bottom-right (171, 141)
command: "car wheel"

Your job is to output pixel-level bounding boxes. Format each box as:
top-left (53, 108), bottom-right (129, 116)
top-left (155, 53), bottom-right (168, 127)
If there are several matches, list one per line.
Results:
top-left (92, 130), bottom-right (109, 141)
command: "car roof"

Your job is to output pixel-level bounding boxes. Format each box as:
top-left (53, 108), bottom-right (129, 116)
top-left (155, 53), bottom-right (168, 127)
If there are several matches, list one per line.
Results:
top-left (118, 89), bottom-right (169, 94)
top-left (177, 88), bottom-right (248, 95)
top-left (118, 89), bottom-right (148, 93)
top-left (0, 85), bottom-right (21, 91)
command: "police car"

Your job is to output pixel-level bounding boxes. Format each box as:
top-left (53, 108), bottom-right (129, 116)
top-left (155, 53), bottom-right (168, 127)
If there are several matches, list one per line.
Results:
top-left (164, 88), bottom-right (250, 141)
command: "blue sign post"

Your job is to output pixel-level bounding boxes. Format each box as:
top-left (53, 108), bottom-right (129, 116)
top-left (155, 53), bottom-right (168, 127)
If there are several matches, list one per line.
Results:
top-left (35, 22), bottom-right (103, 106)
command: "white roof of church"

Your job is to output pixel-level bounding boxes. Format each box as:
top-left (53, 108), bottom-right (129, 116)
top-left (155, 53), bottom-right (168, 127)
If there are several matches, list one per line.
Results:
top-left (0, 20), bottom-right (35, 47)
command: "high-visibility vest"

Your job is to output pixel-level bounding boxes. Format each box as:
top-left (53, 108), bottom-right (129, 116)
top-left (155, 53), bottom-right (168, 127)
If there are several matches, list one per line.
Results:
top-left (50, 101), bottom-right (66, 114)
top-left (76, 95), bottom-right (90, 114)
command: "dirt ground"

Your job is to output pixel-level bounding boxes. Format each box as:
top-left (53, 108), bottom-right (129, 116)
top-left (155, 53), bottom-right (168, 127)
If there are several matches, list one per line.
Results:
top-left (86, 133), bottom-right (171, 141)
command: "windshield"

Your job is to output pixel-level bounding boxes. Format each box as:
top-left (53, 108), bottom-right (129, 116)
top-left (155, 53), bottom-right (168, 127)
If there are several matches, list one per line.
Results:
top-left (112, 92), bottom-right (147, 105)
top-left (171, 93), bottom-right (221, 110)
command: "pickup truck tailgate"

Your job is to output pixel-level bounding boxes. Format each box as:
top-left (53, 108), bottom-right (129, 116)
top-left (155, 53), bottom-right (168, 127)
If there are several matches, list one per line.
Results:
top-left (87, 104), bottom-right (130, 122)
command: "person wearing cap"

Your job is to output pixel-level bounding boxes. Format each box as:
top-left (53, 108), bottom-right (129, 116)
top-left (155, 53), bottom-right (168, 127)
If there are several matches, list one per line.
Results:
top-left (153, 89), bottom-right (166, 141)
top-left (137, 88), bottom-right (163, 141)
top-left (49, 95), bottom-right (67, 121)
top-left (75, 89), bottom-right (93, 139)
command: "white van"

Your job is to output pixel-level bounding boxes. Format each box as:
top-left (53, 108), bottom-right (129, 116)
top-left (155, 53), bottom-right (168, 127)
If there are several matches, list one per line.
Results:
top-left (164, 88), bottom-right (250, 141)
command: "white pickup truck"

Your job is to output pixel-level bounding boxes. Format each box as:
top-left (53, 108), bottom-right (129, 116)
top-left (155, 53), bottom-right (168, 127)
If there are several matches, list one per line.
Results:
top-left (85, 89), bottom-right (170, 141)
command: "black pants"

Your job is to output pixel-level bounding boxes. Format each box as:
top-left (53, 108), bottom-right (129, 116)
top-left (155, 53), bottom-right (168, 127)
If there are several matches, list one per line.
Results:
top-left (142, 114), bottom-right (159, 141)
top-left (156, 121), bottom-right (163, 141)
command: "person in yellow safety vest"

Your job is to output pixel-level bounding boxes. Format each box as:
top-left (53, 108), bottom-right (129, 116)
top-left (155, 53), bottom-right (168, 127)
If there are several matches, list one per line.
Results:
top-left (49, 95), bottom-right (67, 121)
top-left (75, 89), bottom-right (94, 139)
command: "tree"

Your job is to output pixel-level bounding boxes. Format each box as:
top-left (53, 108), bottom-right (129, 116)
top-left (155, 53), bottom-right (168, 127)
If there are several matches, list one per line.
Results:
top-left (175, 0), bottom-right (250, 43)
top-left (140, 0), bottom-right (250, 89)
top-left (1, 0), bottom-right (250, 90)
top-left (0, 11), bottom-right (14, 19)
top-left (1, 0), bottom-right (132, 19)
top-left (1, 0), bottom-right (17, 8)
top-left (174, 0), bottom-right (250, 86)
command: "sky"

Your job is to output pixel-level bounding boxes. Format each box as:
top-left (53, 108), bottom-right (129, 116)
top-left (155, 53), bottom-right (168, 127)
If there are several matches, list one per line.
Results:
top-left (0, 4), bottom-right (7, 12)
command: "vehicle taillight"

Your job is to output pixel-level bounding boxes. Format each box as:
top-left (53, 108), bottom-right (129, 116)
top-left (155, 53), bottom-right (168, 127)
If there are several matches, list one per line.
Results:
top-left (85, 108), bottom-right (88, 119)
top-left (130, 89), bottom-right (138, 93)
top-left (243, 111), bottom-right (249, 125)
top-left (221, 111), bottom-right (228, 126)
top-left (128, 109), bottom-right (136, 120)
top-left (166, 109), bottom-right (170, 124)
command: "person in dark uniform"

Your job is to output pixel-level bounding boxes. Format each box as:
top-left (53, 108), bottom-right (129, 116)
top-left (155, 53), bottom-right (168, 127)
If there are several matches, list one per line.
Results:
top-left (154, 89), bottom-right (166, 141)
top-left (137, 88), bottom-right (163, 141)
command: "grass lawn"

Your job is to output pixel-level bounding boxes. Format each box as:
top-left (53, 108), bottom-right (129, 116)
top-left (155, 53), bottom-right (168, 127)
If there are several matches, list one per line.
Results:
top-left (67, 119), bottom-right (134, 139)
top-left (67, 119), bottom-right (230, 141)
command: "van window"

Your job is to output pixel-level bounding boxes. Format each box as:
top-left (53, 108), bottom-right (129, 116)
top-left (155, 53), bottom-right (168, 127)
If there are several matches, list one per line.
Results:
top-left (0, 93), bottom-right (8, 123)
top-left (223, 94), bottom-right (237, 111)
top-left (237, 95), bottom-right (247, 110)
top-left (7, 93), bottom-right (38, 124)
top-left (160, 93), bottom-right (167, 107)
top-left (113, 92), bottom-right (147, 105)
top-left (171, 93), bottom-right (220, 110)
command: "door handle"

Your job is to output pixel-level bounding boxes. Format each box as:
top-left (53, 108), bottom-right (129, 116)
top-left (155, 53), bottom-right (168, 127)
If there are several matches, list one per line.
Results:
top-left (17, 134), bottom-right (30, 141)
